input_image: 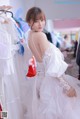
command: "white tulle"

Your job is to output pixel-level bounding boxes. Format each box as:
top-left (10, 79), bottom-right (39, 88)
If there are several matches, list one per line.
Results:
top-left (27, 43), bottom-right (80, 119)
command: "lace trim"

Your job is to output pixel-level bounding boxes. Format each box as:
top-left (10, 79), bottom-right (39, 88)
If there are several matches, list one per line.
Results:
top-left (59, 76), bottom-right (71, 90)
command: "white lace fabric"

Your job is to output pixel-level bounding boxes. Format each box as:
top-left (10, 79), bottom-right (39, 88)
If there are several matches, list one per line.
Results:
top-left (31, 43), bottom-right (80, 119)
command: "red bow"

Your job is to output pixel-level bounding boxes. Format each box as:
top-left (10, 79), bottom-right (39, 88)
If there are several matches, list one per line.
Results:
top-left (0, 103), bottom-right (2, 119)
top-left (0, 104), bottom-right (2, 111)
top-left (26, 56), bottom-right (37, 77)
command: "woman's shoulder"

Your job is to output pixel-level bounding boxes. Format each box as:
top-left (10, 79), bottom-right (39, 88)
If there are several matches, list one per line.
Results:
top-left (29, 31), bottom-right (47, 46)
top-left (32, 31), bottom-right (46, 39)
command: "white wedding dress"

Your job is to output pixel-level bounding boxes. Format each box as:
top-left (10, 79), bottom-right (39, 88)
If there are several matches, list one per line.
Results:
top-left (27, 43), bottom-right (80, 119)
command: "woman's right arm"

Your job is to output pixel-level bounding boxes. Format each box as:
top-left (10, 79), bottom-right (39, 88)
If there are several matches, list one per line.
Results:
top-left (35, 32), bottom-right (76, 98)
top-left (38, 34), bottom-right (77, 97)
top-left (58, 75), bottom-right (77, 97)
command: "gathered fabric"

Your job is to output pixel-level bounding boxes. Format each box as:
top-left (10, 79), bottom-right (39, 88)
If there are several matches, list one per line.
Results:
top-left (26, 43), bottom-right (80, 119)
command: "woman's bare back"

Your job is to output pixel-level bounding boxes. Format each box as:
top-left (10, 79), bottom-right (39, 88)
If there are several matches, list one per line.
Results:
top-left (28, 31), bottom-right (50, 62)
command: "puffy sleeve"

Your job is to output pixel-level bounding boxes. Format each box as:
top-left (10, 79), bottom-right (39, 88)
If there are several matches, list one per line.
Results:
top-left (43, 44), bottom-right (68, 78)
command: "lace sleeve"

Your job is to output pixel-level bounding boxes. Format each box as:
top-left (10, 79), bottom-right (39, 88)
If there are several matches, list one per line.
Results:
top-left (43, 44), bottom-right (71, 90)
top-left (58, 75), bottom-right (71, 90)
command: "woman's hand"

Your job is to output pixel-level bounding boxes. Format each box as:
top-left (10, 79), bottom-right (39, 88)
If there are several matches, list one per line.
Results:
top-left (63, 86), bottom-right (77, 97)
top-left (58, 75), bottom-right (77, 97)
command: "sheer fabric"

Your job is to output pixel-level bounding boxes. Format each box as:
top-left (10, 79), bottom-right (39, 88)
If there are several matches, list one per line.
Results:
top-left (0, 19), bottom-right (24, 119)
top-left (27, 43), bottom-right (80, 119)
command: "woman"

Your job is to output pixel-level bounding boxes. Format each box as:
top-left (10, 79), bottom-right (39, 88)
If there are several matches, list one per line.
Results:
top-left (26, 7), bottom-right (80, 119)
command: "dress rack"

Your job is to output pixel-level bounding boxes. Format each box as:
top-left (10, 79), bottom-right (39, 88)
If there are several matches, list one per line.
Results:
top-left (0, 5), bottom-right (13, 17)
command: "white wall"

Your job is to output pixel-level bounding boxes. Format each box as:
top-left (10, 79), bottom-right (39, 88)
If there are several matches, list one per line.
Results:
top-left (0, 0), bottom-right (10, 5)
top-left (34, 0), bottom-right (80, 19)
top-left (10, 0), bottom-right (80, 20)
top-left (10, 0), bottom-right (26, 18)
top-left (10, 0), bottom-right (36, 19)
